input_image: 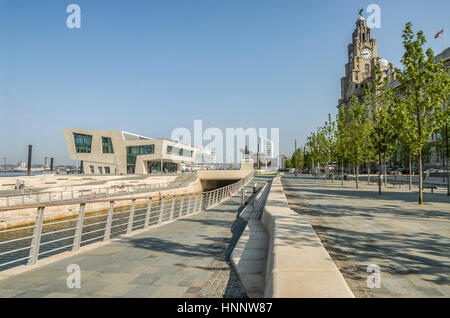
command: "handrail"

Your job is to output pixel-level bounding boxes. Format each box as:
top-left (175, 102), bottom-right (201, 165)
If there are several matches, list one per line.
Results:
top-left (0, 171), bottom-right (254, 272)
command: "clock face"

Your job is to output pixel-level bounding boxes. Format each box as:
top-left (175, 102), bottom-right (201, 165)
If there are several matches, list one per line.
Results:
top-left (361, 48), bottom-right (373, 60)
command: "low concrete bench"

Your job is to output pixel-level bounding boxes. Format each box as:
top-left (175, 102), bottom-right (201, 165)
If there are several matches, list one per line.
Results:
top-left (261, 177), bottom-right (354, 298)
top-left (423, 185), bottom-right (438, 193)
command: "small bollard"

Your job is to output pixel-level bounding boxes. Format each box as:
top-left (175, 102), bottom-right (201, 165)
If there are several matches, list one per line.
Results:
top-left (253, 183), bottom-right (258, 194)
top-left (241, 188), bottom-right (246, 205)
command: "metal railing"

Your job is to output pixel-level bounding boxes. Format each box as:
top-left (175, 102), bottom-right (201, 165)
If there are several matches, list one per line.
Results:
top-left (0, 172), bottom-right (254, 272)
top-left (0, 182), bottom-right (171, 208)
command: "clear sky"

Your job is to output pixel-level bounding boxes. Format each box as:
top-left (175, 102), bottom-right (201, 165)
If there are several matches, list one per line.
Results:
top-left (0, 0), bottom-right (449, 165)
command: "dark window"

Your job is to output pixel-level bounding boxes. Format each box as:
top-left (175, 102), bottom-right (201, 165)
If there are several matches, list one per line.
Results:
top-left (101, 137), bottom-right (114, 154)
top-left (163, 162), bottom-right (178, 173)
top-left (73, 133), bottom-right (92, 153)
top-left (147, 161), bottom-right (161, 174)
top-left (126, 145), bottom-right (155, 174)
top-left (104, 167), bottom-right (110, 174)
top-left (166, 145), bottom-right (193, 158)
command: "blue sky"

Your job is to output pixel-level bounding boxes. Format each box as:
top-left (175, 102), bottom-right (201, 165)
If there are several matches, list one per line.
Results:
top-left (0, 0), bottom-right (449, 165)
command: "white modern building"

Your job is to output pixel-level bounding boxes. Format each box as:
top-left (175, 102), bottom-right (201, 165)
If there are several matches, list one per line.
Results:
top-left (258, 137), bottom-right (273, 158)
top-left (63, 129), bottom-right (209, 175)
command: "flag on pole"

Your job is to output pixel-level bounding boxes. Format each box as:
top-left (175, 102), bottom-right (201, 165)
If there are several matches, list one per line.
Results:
top-left (435, 29), bottom-right (444, 39)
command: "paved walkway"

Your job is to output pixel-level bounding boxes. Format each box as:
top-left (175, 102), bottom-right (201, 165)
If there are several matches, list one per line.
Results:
top-left (282, 175), bottom-right (450, 298)
top-left (0, 181), bottom-right (263, 298)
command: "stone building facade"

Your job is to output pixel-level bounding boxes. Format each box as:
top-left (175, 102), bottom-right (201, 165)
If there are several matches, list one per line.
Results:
top-left (338, 16), bottom-right (395, 109)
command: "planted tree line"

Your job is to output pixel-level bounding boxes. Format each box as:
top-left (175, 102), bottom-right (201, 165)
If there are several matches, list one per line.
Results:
top-left (289, 22), bottom-right (449, 204)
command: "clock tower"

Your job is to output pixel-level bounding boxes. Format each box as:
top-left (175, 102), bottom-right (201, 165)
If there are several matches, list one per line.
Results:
top-left (338, 15), bottom-right (394, 108)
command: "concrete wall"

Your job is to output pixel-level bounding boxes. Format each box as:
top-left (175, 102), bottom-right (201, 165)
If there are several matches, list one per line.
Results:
top-left (261, 176), bottom-right (354, 298)
top-left (197, 170), bottom-right (253, 181)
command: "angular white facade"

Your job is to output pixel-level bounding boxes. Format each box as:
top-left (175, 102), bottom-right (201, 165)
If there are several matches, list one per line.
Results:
top-left (63, 129), bottom-right (200, 175)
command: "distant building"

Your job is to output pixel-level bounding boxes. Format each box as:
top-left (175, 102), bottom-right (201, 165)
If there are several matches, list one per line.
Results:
top-left (338, 15), bottom-right (394, 109)
top-left (279, 155), bottom-right (287, 170)
top-left (258, 137), bottom-right (273, 158)
top-left (44, 157), bottom-right (49, 169)
top-left (63, 129), bottom-right (205, 175)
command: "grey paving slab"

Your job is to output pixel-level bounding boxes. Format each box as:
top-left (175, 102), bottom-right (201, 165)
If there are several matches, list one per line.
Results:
top-left (0, 179), bottom-right (268, 298)
top-left (281, 175), bottom-right (450, 298)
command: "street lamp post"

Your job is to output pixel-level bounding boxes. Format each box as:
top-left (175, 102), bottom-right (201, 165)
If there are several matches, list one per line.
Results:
top-left (294, 140), bottom-right (298, 176)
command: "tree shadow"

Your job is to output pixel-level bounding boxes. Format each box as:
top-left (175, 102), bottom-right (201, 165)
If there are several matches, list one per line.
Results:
top-left (280, 176), bottom-right (450, 291)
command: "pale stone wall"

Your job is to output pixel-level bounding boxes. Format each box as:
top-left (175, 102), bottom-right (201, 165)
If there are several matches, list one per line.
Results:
top-left (197, 170), bottom-right (253, 180)
top-left (261, 176), bottom-right (354, 298)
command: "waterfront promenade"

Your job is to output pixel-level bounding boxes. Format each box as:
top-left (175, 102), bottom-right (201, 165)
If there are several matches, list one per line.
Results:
top-left (281, 175), bottom-right (450, 298)
top-left (0, 180), bottom-right (263, 298)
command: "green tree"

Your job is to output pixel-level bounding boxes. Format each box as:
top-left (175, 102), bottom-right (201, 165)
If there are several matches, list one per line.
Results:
top-left (364, 65), bottom-right (397, 194)
top-left (346, 95), bottom-right (372, 189)
top-left (394, 22), bottom-right (449, 204)
top-left (285, 158), bottom-right (293, 169)
top-left (291, 148), bottom-right (304, 171)
top-left (307, 131), bottom-right (324, 179)
top-left (323, 114), bottom-right (338, 182)
top-left (336, 106), bottom-right (351, 186)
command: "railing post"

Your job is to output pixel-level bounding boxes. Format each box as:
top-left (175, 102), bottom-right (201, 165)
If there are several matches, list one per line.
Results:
top-left (72, 203), bottom-right (86, 252)
top-left (127, 199), bottom-right (136, 234)
top-left (187, 195), bottom-right (192, 214)
top-left (197, 194), bottom-right (201, 211)
top-left (158, 197), bottom-right (165, 223)
top-left (104, 201), bottom-right (115, 241)
top-left (199, 194), bottom-right (203, 211)
top-left (169, 197), bottom-right (176, 220)
top-left (179, 196), bottom-right (185, 217)
top-left (144, 199), bottom-right (152, 229)
top-left (28, 207), bottom-right (45, 265)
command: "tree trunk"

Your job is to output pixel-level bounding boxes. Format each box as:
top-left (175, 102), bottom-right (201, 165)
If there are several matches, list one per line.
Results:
top-left (355, 162), bottom-right (359, 189)
top-left (317, 163), bottom-right (321, 179)
top-left (378, 154), bottom-right (382, 195)
top-left (409, 155), bottom-right (412, 191)
top-left (419, 151), bottom-right (423, 204)
top-left (341, 159), bottom-right (344, 186)
top-left (446, 120), bottom-right (449, 196)
top-left (368, 164), bottom-right (371, 185)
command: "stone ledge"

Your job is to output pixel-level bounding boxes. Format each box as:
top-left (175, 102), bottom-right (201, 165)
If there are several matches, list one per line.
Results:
top-left (262, 176), bottom-right (354, 298)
